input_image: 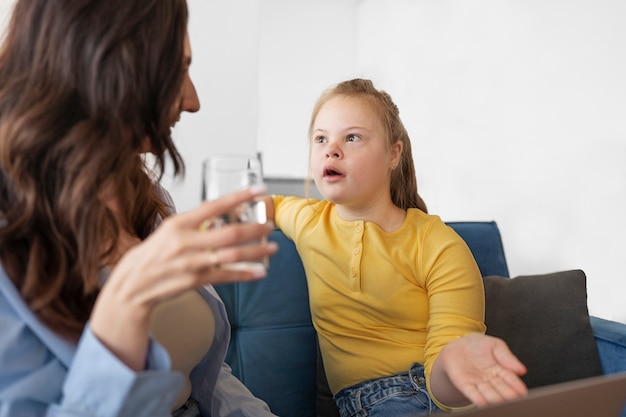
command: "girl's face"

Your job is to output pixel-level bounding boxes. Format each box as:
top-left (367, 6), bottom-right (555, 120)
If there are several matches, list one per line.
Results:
top-left (309, 95), bottom-right (402, 210)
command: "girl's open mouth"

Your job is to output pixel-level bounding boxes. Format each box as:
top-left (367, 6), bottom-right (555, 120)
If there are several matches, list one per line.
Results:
top-left (323, 167), bottom-right (344, 177)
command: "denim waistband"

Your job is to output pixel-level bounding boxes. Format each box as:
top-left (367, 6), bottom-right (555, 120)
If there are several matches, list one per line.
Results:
top-left (334, 363), bottom-right (435, 417)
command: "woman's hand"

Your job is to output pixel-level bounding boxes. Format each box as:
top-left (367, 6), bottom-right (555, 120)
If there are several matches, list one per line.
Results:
top-left (429, 333), bottom-right (528, 409)
top-left (90, 186), bottom-right (278, 370)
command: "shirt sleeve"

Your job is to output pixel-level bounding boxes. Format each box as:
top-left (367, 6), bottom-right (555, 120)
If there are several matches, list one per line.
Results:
top-left (59, 324), bottom-right (183, 417)
top-left (272, 195), bottom-right (321, 241)
top-left (0, 311), bottom-right (183, 417)
top-left (420, 220), bottom-right (486, 411)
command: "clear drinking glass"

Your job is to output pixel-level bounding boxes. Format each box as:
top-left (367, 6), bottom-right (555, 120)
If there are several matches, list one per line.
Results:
top-left (201, 154), bottom-right (268, 272)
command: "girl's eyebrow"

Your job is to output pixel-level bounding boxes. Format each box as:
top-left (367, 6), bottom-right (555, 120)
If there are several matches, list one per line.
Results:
top-left (313, 126), bottom-right (370, 133)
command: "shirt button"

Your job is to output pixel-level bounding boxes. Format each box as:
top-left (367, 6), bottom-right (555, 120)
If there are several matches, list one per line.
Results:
top-left (353, 247), bottom-right (360, 255)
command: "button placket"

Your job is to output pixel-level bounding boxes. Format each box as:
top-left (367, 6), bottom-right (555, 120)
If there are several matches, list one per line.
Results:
top-left (349, 221), bottom-right (364, 291)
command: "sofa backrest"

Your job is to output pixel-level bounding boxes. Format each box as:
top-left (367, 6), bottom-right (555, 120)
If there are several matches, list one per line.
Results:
top-left (214, 221), bottom-right (509, 417)
top-left (445, 221), bottom-right (510, 277)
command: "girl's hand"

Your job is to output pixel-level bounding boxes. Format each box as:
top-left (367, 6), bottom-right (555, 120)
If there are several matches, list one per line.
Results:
top-left (430, 333), bottom-right (528, 408)
top-left (90, 186), bottom-right (278, 370)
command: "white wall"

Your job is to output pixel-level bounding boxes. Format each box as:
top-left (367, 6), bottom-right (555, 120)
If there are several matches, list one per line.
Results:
top-left (352, 0), bottom-right (626, 322)
top-left (0, 0), bottom-right (12, 32)
top-left (250, 0), bottom-right (626, 323)
top-left (164, 0), bottom-right (261, 208)
top-left (1, 0), bottom-right (625, 323)
top-left (258, 0), bottom-right (360, 180)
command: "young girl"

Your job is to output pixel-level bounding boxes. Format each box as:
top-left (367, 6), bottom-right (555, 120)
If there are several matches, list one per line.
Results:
top-left (267, 79), bottom-right (527, 416)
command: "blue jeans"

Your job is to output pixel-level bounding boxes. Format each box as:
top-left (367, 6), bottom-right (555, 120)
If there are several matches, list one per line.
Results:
top-left (334, 363), bottom-right (440, 417)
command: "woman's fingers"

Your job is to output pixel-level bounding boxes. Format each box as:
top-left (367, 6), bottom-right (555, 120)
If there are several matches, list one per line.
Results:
top-left (151, 217), bottom-right (276, 267)
top-left (160, 234), bottom-right (278, 283)
top-left (133, 244), bottom-right (278, 305)
top-left (192, 220), bottom-right (275, 251)
top-left (174, 185), bottom-right (267, 230)
top-left (204, 238), bottom-right (278, 269)
top-left (113, 213), bottom-right (278, 303)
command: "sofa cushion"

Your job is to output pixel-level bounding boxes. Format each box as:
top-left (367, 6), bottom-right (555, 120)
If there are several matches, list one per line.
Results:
top-left (215, 230), bottom-right (317, 417)
top-left (484, 269), bottom-right (604, 388)
top-left (447, 221), bottom-right (510, 277)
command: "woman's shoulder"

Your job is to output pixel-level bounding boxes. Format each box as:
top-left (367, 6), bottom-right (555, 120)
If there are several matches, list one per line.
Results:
top-left (153, 182), bottom-right (176, 215)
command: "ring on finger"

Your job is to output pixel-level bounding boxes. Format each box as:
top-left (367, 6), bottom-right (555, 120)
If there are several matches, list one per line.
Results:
top-left (207, 249), bottom-right (221, 270)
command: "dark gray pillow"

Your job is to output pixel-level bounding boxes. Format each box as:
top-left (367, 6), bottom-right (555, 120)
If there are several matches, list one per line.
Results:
top-left (484, 269), bottom-right (604, 389)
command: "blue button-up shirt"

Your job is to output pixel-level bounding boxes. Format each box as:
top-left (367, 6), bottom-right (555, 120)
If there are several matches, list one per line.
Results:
top-left (0, 267), bottom-right (276, 417)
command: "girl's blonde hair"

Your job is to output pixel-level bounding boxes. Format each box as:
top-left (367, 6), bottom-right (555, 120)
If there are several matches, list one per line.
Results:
top-left (308, 78), bottom-right (427, 212)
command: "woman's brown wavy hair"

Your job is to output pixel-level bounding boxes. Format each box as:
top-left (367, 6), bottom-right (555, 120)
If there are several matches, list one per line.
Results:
top-left (308, 78), bottom-right (427, 212)
top-left (0, 0), bottom-right (188, 341)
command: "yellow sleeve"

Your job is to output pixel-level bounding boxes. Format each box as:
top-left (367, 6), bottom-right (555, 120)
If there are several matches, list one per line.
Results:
top-left (420, 220), bottom-right (486, 411)
top-left (271, 195), bottom-right (321, 241)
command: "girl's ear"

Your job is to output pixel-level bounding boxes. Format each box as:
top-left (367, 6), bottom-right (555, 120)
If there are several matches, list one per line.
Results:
top-left (390, 140), bottom-right (403, 169)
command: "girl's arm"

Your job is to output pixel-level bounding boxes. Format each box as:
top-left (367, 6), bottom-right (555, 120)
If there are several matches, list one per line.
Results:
top-left (421, 221), bottom-right (527, 409)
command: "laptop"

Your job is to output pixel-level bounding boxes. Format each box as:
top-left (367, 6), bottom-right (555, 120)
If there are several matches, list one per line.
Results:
top-left (457, 372), bottom-right (626, 417)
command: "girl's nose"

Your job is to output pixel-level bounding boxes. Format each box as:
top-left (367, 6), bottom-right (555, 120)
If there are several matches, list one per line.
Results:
top-left (325, 141), bottom-right (342, 158)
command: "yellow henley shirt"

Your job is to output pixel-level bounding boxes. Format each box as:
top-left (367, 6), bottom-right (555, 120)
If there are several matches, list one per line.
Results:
top-left (273, 196), bottom-right (486, 410)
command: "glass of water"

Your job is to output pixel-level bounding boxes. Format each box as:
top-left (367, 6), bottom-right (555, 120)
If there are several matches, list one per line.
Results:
top-left (202, 154), bottom-right (268, 272)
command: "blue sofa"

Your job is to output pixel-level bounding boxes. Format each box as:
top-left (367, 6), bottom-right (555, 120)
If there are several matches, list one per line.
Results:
top-left (215, 222), bottom-right (626, 417)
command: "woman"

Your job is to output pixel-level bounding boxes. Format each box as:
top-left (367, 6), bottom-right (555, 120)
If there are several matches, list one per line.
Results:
top-left (0, 1), bottom-right (278, 416)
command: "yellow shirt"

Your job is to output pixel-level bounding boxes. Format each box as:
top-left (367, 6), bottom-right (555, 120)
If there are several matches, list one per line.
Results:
top-left (273, 196), bottom-right (486, 409)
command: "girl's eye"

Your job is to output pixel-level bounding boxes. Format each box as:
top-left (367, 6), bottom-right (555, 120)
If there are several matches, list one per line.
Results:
top-left (314, 136), bottom-right (327, 144)
top-left (347, 134), bottom-right (360, 142)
